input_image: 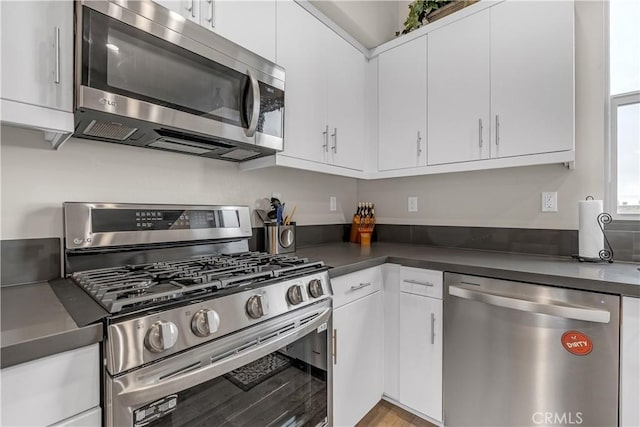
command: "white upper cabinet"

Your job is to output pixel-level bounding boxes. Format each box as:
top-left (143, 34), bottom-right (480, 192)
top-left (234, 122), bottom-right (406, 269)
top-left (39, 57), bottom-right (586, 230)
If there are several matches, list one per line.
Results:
top-left (203, 1), bottom-right (276, 62)
top-left (276, 0), bottom-right (329, 164)
top-left (375, 0), bottom-right (574, 177)
top-left (275, 0), bottom-right (365, 171)
top-left (490, 0), bottom-right (574, 158)
top-left (153, 0), bottom-right (200, 24)
top-left (153, 0), bottom-right (276, 62)
top-left (378, 36), bottom-right (427, 171)
top-left (0, 0), bottom-right (74, 147)
top-left (427, 9), bottom-right (490, 165)
top-left (326, 29), bottom-right (365, 170)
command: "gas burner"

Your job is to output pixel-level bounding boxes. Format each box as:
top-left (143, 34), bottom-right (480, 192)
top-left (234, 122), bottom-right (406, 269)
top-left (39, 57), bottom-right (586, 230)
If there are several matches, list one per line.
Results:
top-left (71, 251), bottom-right (326, 313)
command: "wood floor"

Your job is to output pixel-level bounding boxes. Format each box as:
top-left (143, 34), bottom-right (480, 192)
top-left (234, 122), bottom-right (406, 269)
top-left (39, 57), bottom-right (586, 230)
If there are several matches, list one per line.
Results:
top-left (356, 400), bottom-right (437, 427)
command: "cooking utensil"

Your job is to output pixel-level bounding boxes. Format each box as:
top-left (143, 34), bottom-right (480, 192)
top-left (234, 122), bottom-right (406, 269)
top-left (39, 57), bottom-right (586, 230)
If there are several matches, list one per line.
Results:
top-left (284, 205), bottom-right (297, 226)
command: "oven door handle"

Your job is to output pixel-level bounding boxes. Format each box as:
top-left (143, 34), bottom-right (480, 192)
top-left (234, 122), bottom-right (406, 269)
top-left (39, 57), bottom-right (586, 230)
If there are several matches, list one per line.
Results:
top-left (115, 307), bottom-right (331, 407)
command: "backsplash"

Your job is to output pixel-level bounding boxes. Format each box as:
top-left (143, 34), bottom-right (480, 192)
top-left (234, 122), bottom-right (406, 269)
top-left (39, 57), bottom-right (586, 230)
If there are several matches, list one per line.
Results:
top-left (1, 221), bottom-right (635, 287)
top-left (374, 223), bottom-right (637, 262)
top-left (1, 238), bottom-right (61, 286)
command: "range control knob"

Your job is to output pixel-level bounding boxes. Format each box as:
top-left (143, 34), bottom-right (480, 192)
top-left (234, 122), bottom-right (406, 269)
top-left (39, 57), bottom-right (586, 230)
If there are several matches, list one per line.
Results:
top-left (287, 285), bottom-right (304, 305)
top-left (145, 321), bottom-right (179, 353)
top-left (308, 279), bottom-right (324, 298)
top-left (246, 295), bottom-right (268, 319)
top-left (191, 309), bottom-right (220, 337)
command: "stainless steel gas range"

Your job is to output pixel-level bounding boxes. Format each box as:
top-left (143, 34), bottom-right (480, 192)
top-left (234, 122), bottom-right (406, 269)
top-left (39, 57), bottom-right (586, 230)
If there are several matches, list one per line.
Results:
top-left (63, 203), bottom-right (332, 427)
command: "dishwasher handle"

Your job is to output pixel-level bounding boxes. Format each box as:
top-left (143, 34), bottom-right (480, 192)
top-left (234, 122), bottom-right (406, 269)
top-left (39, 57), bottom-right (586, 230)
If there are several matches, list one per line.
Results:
top-left (448, 285), bottom-right (610, 323)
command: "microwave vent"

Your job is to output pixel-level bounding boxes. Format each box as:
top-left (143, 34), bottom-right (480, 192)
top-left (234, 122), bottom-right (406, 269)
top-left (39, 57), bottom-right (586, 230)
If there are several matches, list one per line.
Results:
top-left (83, 120), bottom-right (138, 141)
top-left (149, 138), bottom-right (213, 155)
top-left (220, 149), bottom-right (261, 161)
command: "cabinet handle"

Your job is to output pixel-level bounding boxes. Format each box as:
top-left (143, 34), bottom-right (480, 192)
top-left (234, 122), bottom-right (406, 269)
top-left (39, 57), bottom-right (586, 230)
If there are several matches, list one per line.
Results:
top-left (403, 279), bottom-right (434, 287)
top-left (54, 27), bottom-right (61, 85)
top-left (332, 329), bottom-right (337, 365)
top-left (187, 0), bottom-right (195, 18)
top-left (478, 118), bottom-right (483, 148)
top-left (416, 131), bottom-right (422, 158)
top-left (322, 125), bottom-right (329, 152)
top-left (349, 282), bottom-right (372, 292)
top-left (495, 114), bottom-right (500, 146)
top-left (430, 312), bottom-right (435, 345)
top-left (206, 0), bottom-right (215, 27)
top-left (331, 128), bottom-right (337, 153)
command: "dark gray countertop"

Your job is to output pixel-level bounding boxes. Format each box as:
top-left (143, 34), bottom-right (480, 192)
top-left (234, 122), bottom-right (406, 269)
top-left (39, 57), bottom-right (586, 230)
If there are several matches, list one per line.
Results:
top-left (294, 242), bottom-right (640, 297)
top-left (1, 282), bottom-right (103, 368)
top-left (3, 242), bottom-right (637, 367)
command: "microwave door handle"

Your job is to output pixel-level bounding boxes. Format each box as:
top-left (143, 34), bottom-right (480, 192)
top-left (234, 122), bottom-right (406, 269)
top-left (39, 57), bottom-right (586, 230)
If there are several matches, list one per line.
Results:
top-left (448, 285), bottom-right (610, 323)
top-left (245, 70), bottom-right (260, 137)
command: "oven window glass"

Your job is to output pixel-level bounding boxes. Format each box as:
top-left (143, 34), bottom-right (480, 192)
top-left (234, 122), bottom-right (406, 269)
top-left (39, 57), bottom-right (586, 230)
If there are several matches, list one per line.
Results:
top-left (142, 328), bottom-right (328, 427)
top-left (83, 8), bottom-right (245, 126)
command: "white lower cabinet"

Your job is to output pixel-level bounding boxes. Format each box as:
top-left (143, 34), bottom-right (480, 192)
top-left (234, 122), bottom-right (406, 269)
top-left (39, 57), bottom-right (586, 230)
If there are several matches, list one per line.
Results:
top-left (621, 296), bottom-right (640, 427)
top-left (331, 267), bottom-right (384, 427)
top-left (398, 268), bottom-right (443, 423)
top-left (50, 407), bottom-right (102, 427)
top-left (0, 344), bottom-right (101, 427)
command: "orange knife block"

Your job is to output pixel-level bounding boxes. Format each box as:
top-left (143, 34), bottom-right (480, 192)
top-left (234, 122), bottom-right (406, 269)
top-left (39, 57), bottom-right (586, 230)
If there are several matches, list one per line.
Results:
top-left (349, 216), bottom-right (375, 244)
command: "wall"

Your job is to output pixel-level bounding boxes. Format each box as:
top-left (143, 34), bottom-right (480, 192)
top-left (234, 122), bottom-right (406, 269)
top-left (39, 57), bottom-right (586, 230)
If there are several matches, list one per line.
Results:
top-left (0, 126), bottom-right (357, 239)
top-left (0, 1), bottom-right (608, 238)
top-left (358, 1), bottom-right (605, 230)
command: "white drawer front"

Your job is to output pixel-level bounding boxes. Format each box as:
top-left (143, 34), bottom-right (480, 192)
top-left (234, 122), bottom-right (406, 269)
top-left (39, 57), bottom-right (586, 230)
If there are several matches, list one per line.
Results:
top-left (1, 344), bottom-right (100, 426)
top-left (400, 267), bottom-right (443, 299)
top-left (50, 407), bottom-right (101, 427)
top-left (331, 266), bottom-right (383, 308)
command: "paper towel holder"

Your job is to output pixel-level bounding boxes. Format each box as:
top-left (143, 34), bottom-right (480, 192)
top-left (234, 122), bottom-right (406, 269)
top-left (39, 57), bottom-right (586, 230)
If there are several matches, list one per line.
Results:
top-left (572, 196), bottom-right (615, 263)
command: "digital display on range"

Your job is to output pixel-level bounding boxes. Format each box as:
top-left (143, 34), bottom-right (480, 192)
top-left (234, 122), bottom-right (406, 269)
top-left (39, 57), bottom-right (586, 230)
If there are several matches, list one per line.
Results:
top-left (91, 209), bottom-right (240, 232)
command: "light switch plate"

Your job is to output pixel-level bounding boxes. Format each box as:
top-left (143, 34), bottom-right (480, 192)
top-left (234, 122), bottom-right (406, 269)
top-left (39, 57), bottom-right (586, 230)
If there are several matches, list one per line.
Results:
top-left (329, 196), bottom-right (337, 212)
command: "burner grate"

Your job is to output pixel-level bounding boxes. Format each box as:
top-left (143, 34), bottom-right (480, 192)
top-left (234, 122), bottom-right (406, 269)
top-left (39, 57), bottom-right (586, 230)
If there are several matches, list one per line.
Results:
top-left (71, 251), bottom-right (325, 313)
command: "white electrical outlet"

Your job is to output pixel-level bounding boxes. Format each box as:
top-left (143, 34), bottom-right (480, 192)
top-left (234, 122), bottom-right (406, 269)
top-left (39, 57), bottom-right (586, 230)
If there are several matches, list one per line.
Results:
top-left (408, 196), bottom-right (418, 212)
top-left (329, 196), bottom-right (337, 211)
top-left (541, 192), bottom-right (558, 212)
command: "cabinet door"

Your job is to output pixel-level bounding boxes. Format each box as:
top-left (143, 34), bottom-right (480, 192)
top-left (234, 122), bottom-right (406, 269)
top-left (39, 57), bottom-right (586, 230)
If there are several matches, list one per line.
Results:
top-left (621, 297), bottom-right (640, 427)
top-left (428, 9), bottom-right (490, 165)
top-left (333, 292), bottom-right (384, 427)
top-left (0, 0), bottom-right (72, 112)
top-left (399, 293), bottom-right (442, 422)
top-left (378, 36), bottom-right (427, 171)
top-left (206, 0), bottom-right (276, 62)
top-left (490, 0), bottom-right (574, 158)
top-left (327, 31), bottom-right (365, 171)
top-left (1, 345), bottom-right (99, 426)
top-left (153, 0), bottom-right (200, 24)
top-left (276, 0), bottom-right (328, 164)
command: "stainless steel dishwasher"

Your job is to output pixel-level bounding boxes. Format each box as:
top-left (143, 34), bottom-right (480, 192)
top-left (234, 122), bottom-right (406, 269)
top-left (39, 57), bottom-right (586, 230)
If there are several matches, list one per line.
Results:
top-left (443, 273), bottom-right (619, 427)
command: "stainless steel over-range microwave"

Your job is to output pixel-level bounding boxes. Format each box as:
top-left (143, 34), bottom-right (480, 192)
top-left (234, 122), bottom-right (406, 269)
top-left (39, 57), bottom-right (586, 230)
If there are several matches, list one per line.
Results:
top-left (74, 0), bottom-right (285, 161)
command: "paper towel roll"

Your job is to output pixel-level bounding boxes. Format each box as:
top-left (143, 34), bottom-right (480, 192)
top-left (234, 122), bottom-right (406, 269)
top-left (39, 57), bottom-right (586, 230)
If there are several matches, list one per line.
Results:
top-left (578, 199), bottom-right (604, 259)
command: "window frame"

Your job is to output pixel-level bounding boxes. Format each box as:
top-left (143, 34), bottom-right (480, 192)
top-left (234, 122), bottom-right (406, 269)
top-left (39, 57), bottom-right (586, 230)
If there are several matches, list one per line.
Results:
top-left (605, 1), bottom-right (640, 220)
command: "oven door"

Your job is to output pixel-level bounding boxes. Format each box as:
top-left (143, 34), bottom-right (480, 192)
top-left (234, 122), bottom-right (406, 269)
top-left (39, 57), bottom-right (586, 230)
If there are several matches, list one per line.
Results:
top-left (75, 1), bottom-right (284, 151)
top-left (106, 301), bottom-right (332, 427)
